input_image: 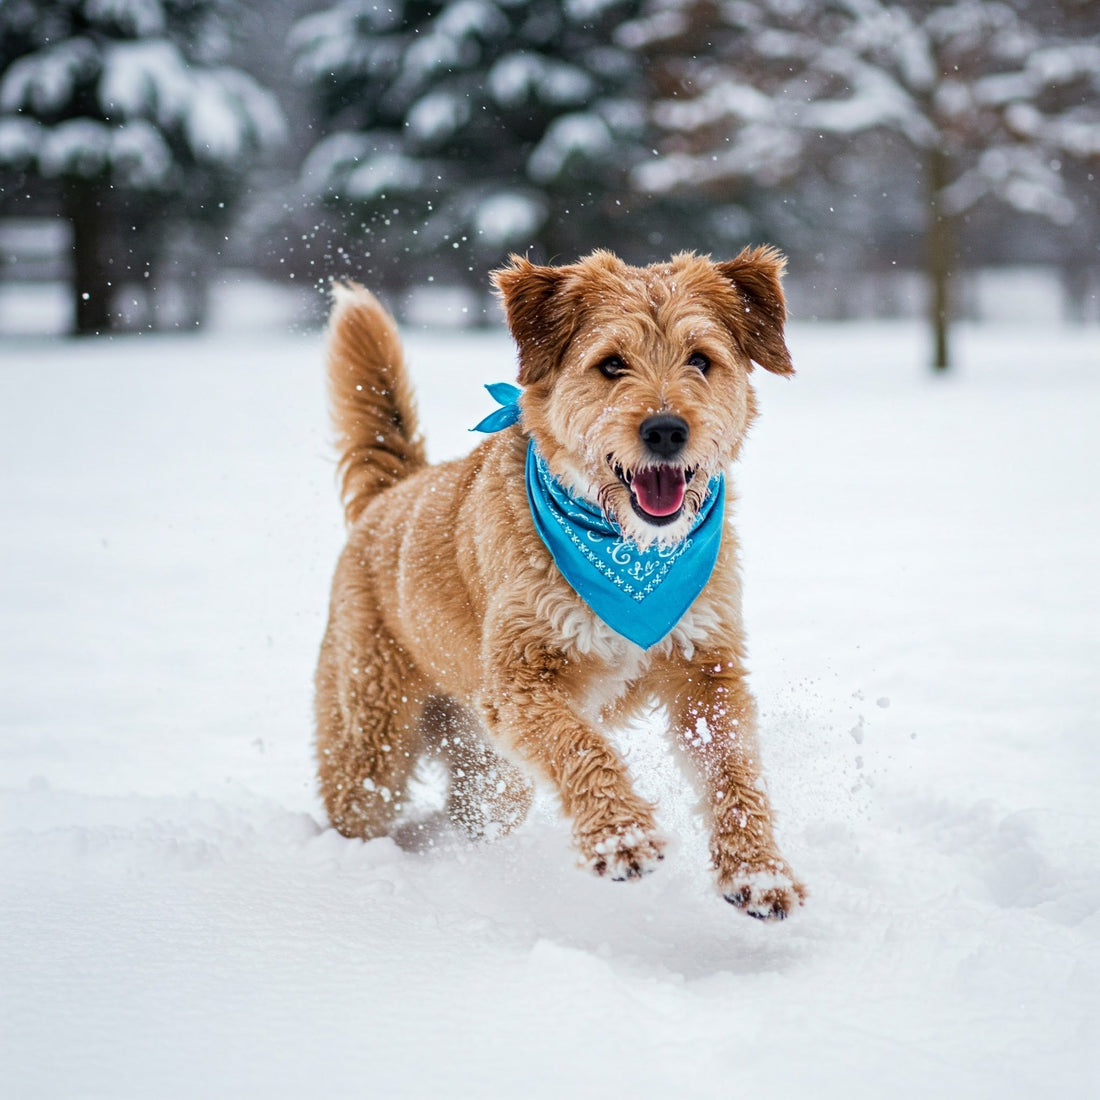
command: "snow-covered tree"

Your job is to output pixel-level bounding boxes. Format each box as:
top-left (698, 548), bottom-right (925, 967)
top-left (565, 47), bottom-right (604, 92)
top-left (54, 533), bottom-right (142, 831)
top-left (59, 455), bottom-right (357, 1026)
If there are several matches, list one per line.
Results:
top-left (290, 0), bottom-right (649, 292)
top-left (627, 0), bottom-right (1100, 368)
top-left (0, 0), bottom-right (285, 333)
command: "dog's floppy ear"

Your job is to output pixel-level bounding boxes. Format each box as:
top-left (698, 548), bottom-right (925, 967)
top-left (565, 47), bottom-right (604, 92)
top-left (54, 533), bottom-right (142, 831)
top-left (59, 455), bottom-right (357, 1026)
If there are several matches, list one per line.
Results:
top-left (716, 246), bottom-right (794, 376)
top-left (492, 255), bottom-right (579, 386)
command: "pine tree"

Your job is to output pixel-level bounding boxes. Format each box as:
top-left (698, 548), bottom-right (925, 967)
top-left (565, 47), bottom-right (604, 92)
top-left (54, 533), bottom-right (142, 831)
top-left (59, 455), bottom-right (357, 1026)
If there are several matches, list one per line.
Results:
top-left (291, 0), bottom-right (648, 293)
top-left (0, 0), bottom-right (285, 333)
top-left (629, 0), bottom-right (1100, 368)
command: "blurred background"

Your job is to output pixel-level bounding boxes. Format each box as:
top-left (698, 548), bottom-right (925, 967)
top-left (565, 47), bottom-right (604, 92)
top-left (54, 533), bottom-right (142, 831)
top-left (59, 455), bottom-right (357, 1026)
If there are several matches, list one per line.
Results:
top-left (1, 0), bottom-right (1097, 367)
top-left (2, 10), bottom-right (1098, 1085)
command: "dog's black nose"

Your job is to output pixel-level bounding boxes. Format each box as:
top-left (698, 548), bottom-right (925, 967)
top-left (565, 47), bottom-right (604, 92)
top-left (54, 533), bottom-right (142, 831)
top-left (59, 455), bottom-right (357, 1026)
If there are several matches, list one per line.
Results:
top-left (640, 414), bottom-right (689, 458)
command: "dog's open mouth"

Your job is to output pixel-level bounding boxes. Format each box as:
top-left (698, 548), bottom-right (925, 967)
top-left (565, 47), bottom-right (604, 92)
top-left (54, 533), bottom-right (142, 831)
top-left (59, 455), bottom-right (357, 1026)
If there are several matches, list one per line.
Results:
top-left (611, 460), bottom-right (697, 525)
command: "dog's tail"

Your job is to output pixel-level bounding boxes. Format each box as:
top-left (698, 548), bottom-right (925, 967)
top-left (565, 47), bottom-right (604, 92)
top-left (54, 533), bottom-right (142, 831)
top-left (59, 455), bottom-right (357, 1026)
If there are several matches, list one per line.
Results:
top-left (326, 282), bottom-right (427, 525)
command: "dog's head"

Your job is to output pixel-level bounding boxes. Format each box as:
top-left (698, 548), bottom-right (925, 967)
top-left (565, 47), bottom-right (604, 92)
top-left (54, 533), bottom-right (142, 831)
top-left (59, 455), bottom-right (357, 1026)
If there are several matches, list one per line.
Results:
top-left (492, 248), bottom-right (793, 546)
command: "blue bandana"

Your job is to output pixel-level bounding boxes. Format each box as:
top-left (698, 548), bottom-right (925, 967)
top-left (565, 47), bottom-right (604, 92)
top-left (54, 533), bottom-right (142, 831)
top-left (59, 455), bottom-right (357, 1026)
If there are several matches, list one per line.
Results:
top-left (471, 382), bottom-right (523, 433)
top-left (473, 384), bottom-right (725, 649)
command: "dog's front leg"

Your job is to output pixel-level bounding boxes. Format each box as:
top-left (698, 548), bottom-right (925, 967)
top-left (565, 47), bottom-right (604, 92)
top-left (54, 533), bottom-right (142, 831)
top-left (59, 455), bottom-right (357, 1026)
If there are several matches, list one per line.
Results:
top-left (665, 655), bottom-right (806, 919)
top-left (481, 645), bottom-right (665, 880)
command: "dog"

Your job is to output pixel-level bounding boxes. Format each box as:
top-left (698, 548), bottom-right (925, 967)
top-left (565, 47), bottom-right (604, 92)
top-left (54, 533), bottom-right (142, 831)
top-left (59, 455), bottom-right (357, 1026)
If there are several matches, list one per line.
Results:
top-left (315, 248), bottom-right (805, 920)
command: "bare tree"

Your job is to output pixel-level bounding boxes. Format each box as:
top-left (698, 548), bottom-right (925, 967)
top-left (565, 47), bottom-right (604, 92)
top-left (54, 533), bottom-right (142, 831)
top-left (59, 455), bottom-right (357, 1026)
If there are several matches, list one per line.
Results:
top-left (627, 0), bottom-right (1100, 369)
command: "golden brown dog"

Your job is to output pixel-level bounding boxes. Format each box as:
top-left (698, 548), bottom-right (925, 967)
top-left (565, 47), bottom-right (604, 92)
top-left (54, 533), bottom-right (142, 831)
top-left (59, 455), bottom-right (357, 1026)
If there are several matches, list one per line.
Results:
top-left (315, 248), bottom-right (805, 919)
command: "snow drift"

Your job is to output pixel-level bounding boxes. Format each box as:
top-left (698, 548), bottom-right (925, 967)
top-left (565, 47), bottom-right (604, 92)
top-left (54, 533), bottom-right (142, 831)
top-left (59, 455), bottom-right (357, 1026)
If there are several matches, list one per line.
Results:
top-left (1, 317), bottom-right (1097, 1097)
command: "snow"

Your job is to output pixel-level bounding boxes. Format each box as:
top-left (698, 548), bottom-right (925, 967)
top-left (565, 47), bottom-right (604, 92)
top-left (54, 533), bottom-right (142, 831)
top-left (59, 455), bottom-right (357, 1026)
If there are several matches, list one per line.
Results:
top-left (84, 0), bottom-right (167, 38)
top-left (487, 52), bottom-right (595, 109)
top-left (97, 41), bottom-right (285, 161)
top-left (0, 115), bottom-right (42, 162)
top-left (1, 313), bottom-right (1098, 1097)
top-left (185, 68), bottom-right (286, 160)
top-left (942, 145), bottom-right (1076, 222)
top-left (407, 90), bottom-right (471, 144)
top-left (29, 116), bottom-right (172, 185)
top-left (300, 132), bottom-right (428, 199)
top-left (528, 112), bottom-right (611, 181)
top-left (106, 117), bottom-right (173, 184)
top-left (346, 149), bottom-right (426, 199)
top-left (402, 30), bottom-right (464, 85)
top-left (99, 40), bottom-right (192, 121)
top-left (288, 7), bottom-right (377, 82)
top-left (474, 190), bottom-right (545, 245)
top-left (436, 0), bottom-right (509, 41)
top-left (1, 34), bottom-right (283, 177)
top-left (0, 39), bottom-right (97, 115)
top-left (637, 127), bottom-right (802, 192)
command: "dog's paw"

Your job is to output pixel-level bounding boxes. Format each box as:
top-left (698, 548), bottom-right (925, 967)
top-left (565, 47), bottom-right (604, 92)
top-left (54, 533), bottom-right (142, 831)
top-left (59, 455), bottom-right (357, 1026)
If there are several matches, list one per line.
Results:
top-left (721, 861), bottom-right (806, 921)
top-left (579, 824), bottom-right (666, 882)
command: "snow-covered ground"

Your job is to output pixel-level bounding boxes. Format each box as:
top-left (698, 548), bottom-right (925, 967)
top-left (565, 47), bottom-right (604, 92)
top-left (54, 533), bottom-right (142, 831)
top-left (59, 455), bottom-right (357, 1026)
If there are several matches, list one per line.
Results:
top-left (1, 313), bottom-right (1097, 1098)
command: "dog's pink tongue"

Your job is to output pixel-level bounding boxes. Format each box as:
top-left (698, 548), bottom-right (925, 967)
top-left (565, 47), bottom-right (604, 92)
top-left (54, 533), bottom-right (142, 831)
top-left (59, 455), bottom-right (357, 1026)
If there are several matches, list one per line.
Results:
top-left (632, 467), bottom-right (687, 517)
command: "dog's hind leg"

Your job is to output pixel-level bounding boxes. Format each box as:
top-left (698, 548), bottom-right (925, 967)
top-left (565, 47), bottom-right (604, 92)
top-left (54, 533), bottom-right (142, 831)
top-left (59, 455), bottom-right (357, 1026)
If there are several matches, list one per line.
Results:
top-left (421, 697), bottom-right (533, 839)
top-left (315, 621), bottom-right (427, 839)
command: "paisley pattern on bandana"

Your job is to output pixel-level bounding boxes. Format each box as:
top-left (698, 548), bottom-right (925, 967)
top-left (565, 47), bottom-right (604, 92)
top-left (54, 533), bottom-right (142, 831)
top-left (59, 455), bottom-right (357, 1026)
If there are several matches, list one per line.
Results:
top-left (525, 443), bottom-right (724, 650)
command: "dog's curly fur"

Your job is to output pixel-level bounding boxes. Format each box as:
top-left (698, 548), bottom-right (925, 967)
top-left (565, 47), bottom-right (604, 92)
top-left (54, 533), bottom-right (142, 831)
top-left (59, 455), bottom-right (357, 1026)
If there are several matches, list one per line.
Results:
top-left (315, 248), bottom-right (806, 919)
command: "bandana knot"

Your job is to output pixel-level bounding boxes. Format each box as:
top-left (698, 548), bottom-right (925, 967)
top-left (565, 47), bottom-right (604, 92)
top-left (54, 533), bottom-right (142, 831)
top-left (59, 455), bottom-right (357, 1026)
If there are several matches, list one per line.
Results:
top-left (471, 383), bottom-right (523, 434)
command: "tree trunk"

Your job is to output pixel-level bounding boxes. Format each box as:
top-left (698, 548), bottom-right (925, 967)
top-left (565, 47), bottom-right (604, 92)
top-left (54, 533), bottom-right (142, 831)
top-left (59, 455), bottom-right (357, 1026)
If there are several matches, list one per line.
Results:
top-left (926, 144), bottom-right (953, 371)
top-left (64, 179), bottom-right (114, 336)
top-left (1060, 262), bottom-right (1088, 324)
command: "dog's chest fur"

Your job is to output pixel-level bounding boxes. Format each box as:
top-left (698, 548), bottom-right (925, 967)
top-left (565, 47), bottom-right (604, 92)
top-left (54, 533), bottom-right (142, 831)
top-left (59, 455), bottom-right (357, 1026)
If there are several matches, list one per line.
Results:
top-left (567, 582), bottom-right (727, 720)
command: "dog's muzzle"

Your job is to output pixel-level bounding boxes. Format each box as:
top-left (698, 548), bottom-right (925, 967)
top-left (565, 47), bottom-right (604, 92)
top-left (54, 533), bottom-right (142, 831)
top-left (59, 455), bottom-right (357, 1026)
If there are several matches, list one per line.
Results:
top-left (616, 415), bottom-right (691, 523)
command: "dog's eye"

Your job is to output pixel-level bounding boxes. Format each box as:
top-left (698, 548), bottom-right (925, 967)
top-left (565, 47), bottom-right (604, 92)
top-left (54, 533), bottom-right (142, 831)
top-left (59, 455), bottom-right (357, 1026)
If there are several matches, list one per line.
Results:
top-left (597, 355), bottom-right (627, 378)
top-left (688, 352), bottom-right (711, 374)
